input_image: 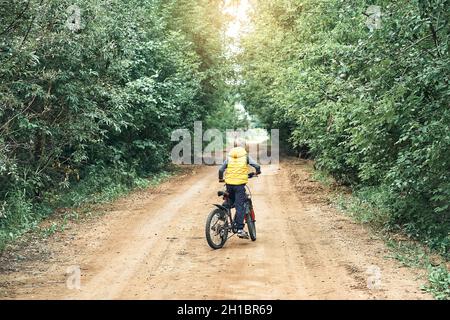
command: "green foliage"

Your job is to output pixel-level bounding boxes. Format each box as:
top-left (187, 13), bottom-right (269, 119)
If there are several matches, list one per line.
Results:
top-left (239, 0), bottom-right (450, 255)
top-left (425, 265), bottom-right (450, 300)
top-left (205, 100), bottom-right (250, 132)
top-left (384, 239), bottom-right (449, 300)
top-left (335, 186), bottom-right (393, 227)
top-left (41, 222), bottom-right (59, 238)
top-left (0, 0), bottom-right (230, 250)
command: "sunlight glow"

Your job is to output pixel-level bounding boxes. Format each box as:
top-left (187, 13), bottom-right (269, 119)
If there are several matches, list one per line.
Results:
top-left (223, 0), bottom-right (253, 40)
top-left (222, 0), bottom-right (254, 121)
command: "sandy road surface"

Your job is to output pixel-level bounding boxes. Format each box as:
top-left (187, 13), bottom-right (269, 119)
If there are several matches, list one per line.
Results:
top-left (0, 159), bottom-right (431, 299)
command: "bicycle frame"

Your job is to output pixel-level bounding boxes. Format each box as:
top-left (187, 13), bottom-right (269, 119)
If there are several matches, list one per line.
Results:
top-left (215, 184), bottom-right (254, 235)
top-left (206, 173), bottom-right (258, 248)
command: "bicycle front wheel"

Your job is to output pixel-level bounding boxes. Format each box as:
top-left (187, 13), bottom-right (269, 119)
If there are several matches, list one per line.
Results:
top-left (246, 212), bottom-right (256, 241)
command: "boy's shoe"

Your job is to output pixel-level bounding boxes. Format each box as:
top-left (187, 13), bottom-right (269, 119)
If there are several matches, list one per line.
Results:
top-left (237, 229), bottom-right (249, 239)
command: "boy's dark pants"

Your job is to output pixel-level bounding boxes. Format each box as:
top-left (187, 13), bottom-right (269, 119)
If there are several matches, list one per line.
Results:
top-left (226, 184), bottom-right (246, 230)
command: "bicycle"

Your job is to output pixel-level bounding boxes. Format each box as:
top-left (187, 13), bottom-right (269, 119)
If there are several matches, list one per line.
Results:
top-left (205, 172), bottom-right (257, 249)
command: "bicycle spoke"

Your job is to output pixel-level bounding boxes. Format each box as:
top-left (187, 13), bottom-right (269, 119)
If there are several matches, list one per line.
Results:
top-left (209, 214), bottom-right (225, 245)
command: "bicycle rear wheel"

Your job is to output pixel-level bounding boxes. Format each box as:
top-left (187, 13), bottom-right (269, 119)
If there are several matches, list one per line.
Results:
top-left (205, 208), bottom-right (228, 249)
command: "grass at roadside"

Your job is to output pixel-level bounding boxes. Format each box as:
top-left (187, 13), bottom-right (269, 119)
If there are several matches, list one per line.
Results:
top-left (383, 239), bottom-right (450, 300)
top-left (307, 164), bottom-right (450, 300)
top-left (0, 166), bottom-right (178, 254)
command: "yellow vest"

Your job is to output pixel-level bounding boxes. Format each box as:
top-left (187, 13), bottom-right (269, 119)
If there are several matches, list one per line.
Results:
top-left (225, 147), bottom-right (248, 185)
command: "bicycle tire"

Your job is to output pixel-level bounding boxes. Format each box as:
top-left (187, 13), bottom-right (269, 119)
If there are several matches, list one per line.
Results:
top-left (246, 212), bottom-right (256, 241)
top-left (205, 208), bottom-right (228, 249)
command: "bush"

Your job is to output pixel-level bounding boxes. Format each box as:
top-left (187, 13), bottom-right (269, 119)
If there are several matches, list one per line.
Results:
top-left (239, 0), bottom-right (450, 255)
top-left (0, 0), bottom-right (229, 249)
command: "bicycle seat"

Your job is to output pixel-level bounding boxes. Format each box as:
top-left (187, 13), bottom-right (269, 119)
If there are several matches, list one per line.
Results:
top-left (218, 191), bottom-right (229, 197)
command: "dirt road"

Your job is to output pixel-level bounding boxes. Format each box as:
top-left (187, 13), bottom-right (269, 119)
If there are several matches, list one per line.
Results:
top-left (0, 159), bottom-right (431, 299)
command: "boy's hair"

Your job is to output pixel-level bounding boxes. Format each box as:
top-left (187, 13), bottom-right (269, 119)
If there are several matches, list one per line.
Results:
top-left (233, 137), bottom-right (247, 148)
